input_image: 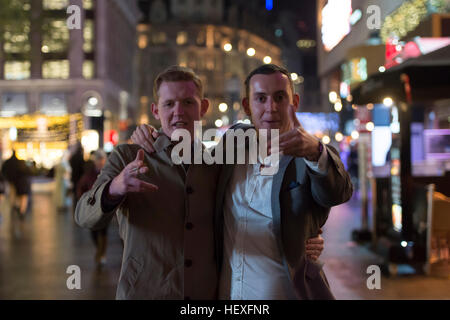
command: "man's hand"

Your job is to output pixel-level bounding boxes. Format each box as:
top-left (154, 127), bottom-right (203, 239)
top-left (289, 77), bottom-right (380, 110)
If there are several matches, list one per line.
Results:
top-left (131, 124), bottom-right (160, 154)
top-left (306, 229), bottom-right (324, 261)
top-left (108, 149), bottom-right (159, 200)
top-left (277, 106), bottom-right (321, 162)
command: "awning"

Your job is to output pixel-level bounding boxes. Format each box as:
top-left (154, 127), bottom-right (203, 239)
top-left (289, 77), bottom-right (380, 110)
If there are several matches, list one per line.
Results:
top-left (351, 45), bottom-right (450, 105)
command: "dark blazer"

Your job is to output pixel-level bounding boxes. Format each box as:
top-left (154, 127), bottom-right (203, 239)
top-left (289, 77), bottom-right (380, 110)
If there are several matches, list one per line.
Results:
top-left (214, 124), bottom-right (353, 300)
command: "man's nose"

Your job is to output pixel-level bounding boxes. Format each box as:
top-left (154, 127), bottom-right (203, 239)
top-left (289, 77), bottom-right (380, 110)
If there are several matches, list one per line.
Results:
top-left (173, 102), bottom-right (184, 115)
top-left (265, 97), bottom-right (277, 112)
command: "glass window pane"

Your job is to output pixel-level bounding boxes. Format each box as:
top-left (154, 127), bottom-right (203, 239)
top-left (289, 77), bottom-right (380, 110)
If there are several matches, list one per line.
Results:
top-left (83, 60), bottom-right (95, 79)
top-left (43, 0), bottom-right (69, 10)
top-left (3, 22), bottom-right (31, 54)
top-left (40, 93), bottom-right (67, 115)
top-left (42, 60), bottom-right (70, 79)
top-left (4, 61), bottom-right (30, 80)
top-left (42, 19), bottom-right (70, 53)
top-left (83, 0), bottom-right (93, 10)
top-left (83, 19), bottom-right (94, 53)
top-left (1, 92), bottom-right (28, 116)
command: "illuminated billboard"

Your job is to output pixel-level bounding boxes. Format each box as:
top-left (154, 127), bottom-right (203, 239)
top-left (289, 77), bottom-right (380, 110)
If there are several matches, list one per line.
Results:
top-left (321, 0), bottom-right (352, 51)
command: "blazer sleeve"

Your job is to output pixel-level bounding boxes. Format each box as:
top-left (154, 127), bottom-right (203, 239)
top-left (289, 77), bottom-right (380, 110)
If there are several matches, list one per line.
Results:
top-left (74, 145), bottom-right (129, 230)
top-left (307, 144), bottom-right (353, 208)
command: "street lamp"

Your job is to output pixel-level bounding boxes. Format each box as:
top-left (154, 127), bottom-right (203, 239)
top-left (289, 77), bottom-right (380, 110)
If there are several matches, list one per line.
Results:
top-left (334, 101), bottom-right (342, 112)
top-left (383, 97), bottom-right (394, 107)
top-left (263, 56), bottom-right (272, 64)
top-left (223, 43), bottom-right (232, 52)
top-left (219, 103), bottom-right (228, 112)
top-left (247, 48), bottom-right (256, 57)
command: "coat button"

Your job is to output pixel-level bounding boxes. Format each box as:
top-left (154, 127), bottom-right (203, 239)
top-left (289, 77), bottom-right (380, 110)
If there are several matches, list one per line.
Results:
top-left (186, 222), bottom-right (193, 230)
top-left (185, 259), bottom-right (192, 267)
top-left (186, 186), bottom-right (193, 194)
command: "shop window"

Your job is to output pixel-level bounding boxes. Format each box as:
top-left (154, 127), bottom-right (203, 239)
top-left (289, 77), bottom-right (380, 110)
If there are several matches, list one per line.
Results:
top-left (3, 22), bottom-right (31, 54)
top-left (42, 19), bottom-right (70, 53)
top-left (83, 19), bottom-right (94, 53)
top-left (176, 32), bottom-right (188, 45)
top-left (40, 93), bottom-right (67, 116)
top-left (42, 60), bottom-right (69, 79)
top-left (43, 0), bottom-right (69, 10)
top-left (4, 61), bottom-right (30, 80)
top-left (1, 92), bottom-right (28, 116)
top-left (83, 60), bottom-right (95, 79)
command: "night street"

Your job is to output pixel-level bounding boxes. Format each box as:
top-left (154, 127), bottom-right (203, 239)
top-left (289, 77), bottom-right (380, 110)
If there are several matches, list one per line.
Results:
top-left (1, 184), bottom-right (449, 300)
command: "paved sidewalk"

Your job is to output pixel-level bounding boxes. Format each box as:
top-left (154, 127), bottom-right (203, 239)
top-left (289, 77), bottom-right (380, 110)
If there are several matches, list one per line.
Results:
top-left (321, 196), bottom-right (450, 300)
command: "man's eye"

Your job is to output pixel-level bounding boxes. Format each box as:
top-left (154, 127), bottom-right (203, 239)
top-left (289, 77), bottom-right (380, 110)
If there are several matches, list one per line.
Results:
top-left (274, 94), bottom-right (284, 102)
top-left (164, 102), bottom-right (173, 107)
top-left (257, 96), bottom-right (266, 103)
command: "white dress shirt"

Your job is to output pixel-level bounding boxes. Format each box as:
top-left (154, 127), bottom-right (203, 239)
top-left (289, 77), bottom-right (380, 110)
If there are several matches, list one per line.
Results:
top-left (219, 147), bottom-right (329, 300)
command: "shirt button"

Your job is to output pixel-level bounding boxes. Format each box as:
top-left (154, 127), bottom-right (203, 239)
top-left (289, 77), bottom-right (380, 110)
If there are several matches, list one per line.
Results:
top-left (185, 259), bottom-right (192, 267)
top-left (186, 186), bottom-right (194, 194)
top-left (185, 222), bottom-right (193, 230)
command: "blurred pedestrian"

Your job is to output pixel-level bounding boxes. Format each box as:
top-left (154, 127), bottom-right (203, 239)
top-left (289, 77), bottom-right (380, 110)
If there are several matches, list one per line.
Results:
top-left (54, 150), bottom-right (72, 212)
top-left (76, 149), bottom-right (109, 269)
top-left (0, 171), bottom-right (5, 223)
top-left (1, 150), bottom-right (32, 219)
top-left (69, 141), bottom-right (85, 213)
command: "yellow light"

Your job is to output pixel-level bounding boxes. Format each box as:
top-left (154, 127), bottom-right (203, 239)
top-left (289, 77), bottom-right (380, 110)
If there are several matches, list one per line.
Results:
top-left (383, 97), bottom-right (394, 107)
top-left (215, 119), bottom-right (223, 127)
top-left (334, 101), bottom-right (342, 112)
top-left (247, 48), bottom-right (256, 57)
top-left (233, 102), bottom-right (240, 111)
top-left (224, 43), bottom-right (232, 52)
top-left (335, 132), bottom-right (344, 142)
top-left (218, 103), bottom-right (228, 112)
top-left (322, 135), bottom-right (331, 144)
top-left (366, 122), bottom-right (375, 131)
top-left (290, 73), bottom-right (298, 81)
top-left (263, 56), bottom-right (272, 64)
top-left (41, 45), bottom-right (49, 53)
top-left (329, 91), bottom-right (338, 103)
top-left (367, 103), bottom-right (374, 110)
top-left (351, 131), bottom-right (359, 140)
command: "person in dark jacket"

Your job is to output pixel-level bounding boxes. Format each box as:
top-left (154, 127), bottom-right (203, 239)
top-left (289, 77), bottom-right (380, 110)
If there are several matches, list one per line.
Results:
top-left (77, 149), bottom-right (108, 269)
top-left (1, 150), bottom-right (31, 219)
top-left (69, 141), bottom-right (85, 213)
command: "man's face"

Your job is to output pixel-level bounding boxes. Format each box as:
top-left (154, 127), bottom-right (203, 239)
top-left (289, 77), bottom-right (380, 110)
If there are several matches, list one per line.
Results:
top-left (243, 72), bottom-right (299, 135)
top-left (152, 81), bottom-right (209, 139)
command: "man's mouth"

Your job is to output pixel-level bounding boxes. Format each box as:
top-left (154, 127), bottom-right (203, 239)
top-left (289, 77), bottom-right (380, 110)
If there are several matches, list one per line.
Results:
top-left (172, 121), bottom-right (188, 128)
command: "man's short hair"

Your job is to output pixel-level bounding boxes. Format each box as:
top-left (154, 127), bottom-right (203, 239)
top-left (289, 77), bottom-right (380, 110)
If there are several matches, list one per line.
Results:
top-left (244, 64), bottom-right (294, 98)
top-left (153, 65), bottom-right (204, 102)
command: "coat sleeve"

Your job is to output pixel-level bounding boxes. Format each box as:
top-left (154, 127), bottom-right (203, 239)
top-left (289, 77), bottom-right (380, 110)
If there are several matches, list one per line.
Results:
top-left (307, 145), bottom-right (353, 208)
top-left (74, 145), bottom-right (129, 230)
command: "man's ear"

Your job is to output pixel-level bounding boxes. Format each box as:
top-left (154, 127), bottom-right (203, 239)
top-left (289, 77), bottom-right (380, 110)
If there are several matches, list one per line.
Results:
top-left (242, 97), bottom-right (251, 117)
top-left (200, 98), bottom-right (209, 117)
top-left (293, 93), bottom-right (300, 111)
top-left (151, 103), bottom-right (160, 120)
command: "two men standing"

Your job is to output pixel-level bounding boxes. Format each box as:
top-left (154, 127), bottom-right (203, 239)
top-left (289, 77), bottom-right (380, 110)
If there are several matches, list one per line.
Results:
top-left (75, 65), bottom-right (352, 300)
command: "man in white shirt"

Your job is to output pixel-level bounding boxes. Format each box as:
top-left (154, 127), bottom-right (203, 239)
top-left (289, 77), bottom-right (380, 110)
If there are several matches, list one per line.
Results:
top-left (214, 64), bottom-right (353, 300)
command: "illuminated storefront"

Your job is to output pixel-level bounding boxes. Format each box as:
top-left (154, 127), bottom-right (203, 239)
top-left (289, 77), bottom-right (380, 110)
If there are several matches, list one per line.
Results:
top-left (0, 113), bottom-right (83, 168)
